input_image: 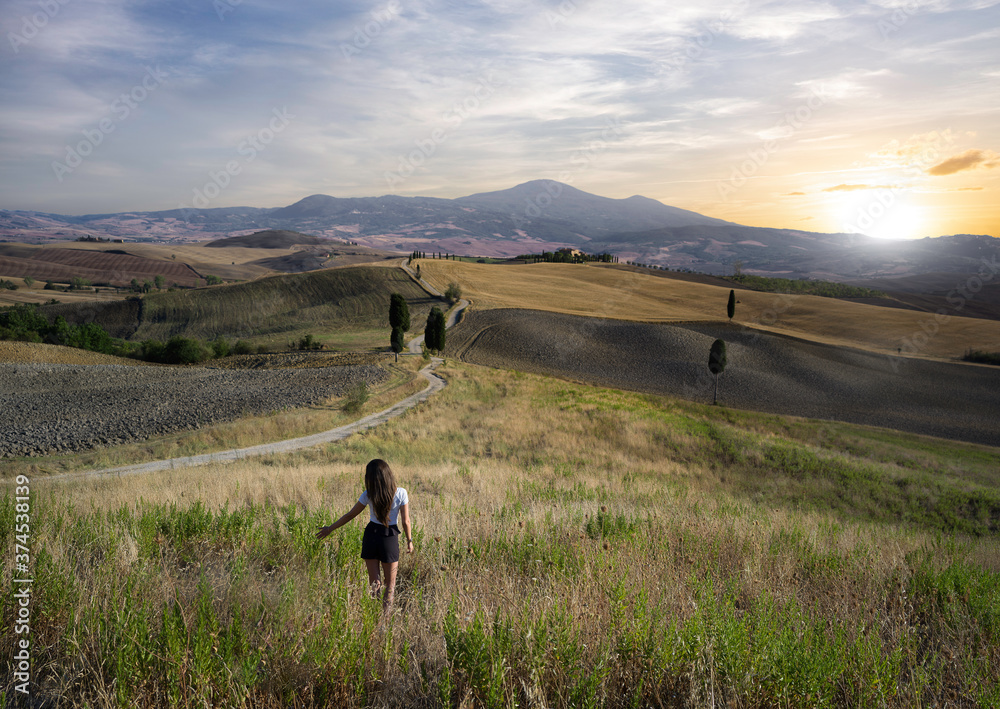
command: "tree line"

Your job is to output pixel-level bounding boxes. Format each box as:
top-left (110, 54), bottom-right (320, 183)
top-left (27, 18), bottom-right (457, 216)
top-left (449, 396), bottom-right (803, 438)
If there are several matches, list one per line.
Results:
top-left (0, 303), bottom-right (263, 364)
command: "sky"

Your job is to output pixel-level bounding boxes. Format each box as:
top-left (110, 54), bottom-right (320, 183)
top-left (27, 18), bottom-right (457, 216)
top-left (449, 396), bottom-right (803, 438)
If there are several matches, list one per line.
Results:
top-left (1, 0), bottom-right (998, 239)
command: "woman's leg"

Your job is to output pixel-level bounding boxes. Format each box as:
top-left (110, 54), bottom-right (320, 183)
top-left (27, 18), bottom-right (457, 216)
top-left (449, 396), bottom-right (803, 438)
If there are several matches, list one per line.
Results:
top-left (381, 561), bottom-right (398, 611)
top-left (364, 558), bottom-right (382, 598)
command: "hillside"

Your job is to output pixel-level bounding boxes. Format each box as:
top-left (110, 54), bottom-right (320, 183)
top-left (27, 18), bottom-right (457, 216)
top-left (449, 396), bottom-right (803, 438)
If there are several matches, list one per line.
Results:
top-left (446, 309), bottom-right (1000, 447)
top-left (4, 183), bottom-right (997, 282)
top-left (0, 244), bottom-right (204, 287)
top-left (205, 229), bottom-right (325, 249)
top-left (418, 259), bottom-right (1000, 360)
top-left (9, 359), bottom-right (999, 707)
top-left (35, 265), bottom-right (437, 343)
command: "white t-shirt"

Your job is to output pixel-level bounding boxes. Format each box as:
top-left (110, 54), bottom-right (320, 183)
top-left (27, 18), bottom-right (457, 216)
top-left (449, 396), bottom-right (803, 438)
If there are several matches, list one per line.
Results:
top-left (358, 487), bottom-right (408, 526)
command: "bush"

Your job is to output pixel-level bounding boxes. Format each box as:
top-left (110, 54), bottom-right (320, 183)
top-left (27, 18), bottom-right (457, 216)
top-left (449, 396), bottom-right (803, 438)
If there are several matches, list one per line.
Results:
top-left (23, 276), bottom-right (34, 287)
top-left (343, 381), bottom-right (369, 413)
top-left (232, 340), bottom-right (255, 355)
top-left (298, 333), bottom-right (323, 351)
top-left (163, 336), bottom-right (209, 364)
top-left (445, 282), bottom-right (462, 303)
top-left (963, 349), bottom-right (1000, 366)
top-left (211, 338), bottom-right (231, 358)
top-left (139, 339), bottom-right (166, 362)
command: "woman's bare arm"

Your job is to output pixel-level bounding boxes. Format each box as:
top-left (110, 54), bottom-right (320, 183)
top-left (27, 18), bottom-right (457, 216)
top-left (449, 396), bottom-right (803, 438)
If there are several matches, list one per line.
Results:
top-left (399, 503), bottom-right (414, 553)
top-left (316, 502), bottom-right (366, 539)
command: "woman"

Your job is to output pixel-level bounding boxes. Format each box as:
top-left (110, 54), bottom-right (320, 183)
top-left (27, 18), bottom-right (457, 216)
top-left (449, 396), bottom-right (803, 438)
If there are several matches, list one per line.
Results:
top-left (316, 459), bottom-right (413, 611)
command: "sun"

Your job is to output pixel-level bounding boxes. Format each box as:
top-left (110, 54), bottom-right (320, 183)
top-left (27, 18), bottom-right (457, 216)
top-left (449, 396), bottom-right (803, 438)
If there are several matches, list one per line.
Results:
top-left (833, 190), bottom-right (928, 240)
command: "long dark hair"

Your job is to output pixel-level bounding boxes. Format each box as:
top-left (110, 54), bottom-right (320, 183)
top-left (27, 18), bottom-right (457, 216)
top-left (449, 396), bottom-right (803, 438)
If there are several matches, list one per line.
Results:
top-left (364, 459), bottom-right (397, 527)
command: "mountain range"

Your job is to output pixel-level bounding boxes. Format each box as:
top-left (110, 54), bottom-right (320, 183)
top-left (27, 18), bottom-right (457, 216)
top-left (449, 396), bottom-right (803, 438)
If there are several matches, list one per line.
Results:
top-left (2, 180), bottom-right (996, 281)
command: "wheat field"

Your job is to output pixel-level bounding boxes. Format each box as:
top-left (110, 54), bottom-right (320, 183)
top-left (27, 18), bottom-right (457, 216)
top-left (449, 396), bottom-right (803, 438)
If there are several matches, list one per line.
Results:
top-left (417, 259), bottom-right (1000, 361)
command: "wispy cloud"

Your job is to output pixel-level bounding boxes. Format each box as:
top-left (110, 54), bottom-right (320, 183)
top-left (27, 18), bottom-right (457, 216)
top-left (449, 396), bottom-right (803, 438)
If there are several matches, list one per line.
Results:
top-left (822, 183), bottom-right (897, 192)
top-left (0, 0), bottom-right (996, 244)
top-left (927, 149), bottom-right (1000, 175)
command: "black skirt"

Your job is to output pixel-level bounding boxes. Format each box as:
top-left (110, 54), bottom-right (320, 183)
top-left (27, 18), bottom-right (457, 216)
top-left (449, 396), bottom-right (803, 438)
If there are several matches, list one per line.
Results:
top-left (360, 522), bottom-right (401, 563)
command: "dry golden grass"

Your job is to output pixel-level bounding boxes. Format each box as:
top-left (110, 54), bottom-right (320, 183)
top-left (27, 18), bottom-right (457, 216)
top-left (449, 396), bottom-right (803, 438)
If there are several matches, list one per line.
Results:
top-left (418, 259), bottom-right (1000, 360)
top-left (0, 339), bottom-right (145, 366)
top-left (17, 360), bottom-right (999, 707)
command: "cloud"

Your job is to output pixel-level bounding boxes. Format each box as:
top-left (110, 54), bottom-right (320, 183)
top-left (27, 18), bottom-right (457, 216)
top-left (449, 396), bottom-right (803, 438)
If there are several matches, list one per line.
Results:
top-left (955, 186), bottom-right (984, 191)
top-left (784, 191), bottom-right (806, 195)
top-left (822, 183), bottom-right (896, 192)
top-left (927, 149), bottom-right (1000, 176)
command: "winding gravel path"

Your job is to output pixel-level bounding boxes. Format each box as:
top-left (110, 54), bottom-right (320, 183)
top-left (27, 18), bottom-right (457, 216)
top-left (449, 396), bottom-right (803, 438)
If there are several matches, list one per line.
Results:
top-left (39, 359), bottom-right (447, 482)
top-left (447, 308), bottom-right (1000, 448)
top-left (20, 298), bottom-right (470, 482)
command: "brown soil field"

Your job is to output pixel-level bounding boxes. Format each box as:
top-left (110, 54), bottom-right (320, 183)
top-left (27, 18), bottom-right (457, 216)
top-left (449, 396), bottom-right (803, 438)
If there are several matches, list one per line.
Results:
top-left (0, 246), bottom-right (203, 286)
top-left (419, 259), bottom-right (1000, 360)
top-left (446, 308), bottom-right (1000, 447)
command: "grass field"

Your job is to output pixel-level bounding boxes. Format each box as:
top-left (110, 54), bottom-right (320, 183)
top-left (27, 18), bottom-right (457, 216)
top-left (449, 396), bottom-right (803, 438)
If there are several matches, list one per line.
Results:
top-left (416, 259), bottom-right (1000, 361)
top-left (3, 359), bottom-right (998, 707)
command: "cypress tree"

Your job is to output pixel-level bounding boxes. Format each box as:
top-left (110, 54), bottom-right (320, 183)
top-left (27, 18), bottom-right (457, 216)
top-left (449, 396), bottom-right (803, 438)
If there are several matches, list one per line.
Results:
top-left (708, 339), bottom-right (727, 405)
top-left (389, 293), bottom-right (410, 332)
top-left (727, 289), bottom-right (736, 322)
top-left (425, 306), bottom-right (446, 353)
top-left (390, 326), bottom-right (404, 362)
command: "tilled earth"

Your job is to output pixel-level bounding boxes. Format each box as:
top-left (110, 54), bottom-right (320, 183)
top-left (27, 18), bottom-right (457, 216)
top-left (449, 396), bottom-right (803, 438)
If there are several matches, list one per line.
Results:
top-left (447, 308), bottom-right (1000, 448)
top-left (1, 358), bottom-right (389, 458)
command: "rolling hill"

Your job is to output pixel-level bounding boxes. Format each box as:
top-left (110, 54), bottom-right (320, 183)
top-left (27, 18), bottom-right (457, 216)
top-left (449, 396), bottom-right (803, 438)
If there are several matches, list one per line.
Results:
top-left (3, 182), bottom-right (997, 281)
top-left (205, 230), bottom-right (325, 249)
top-left (36, 265), bottom-right (436, 343)
top-left (416, 259), bottom-right (1000, 361)
top-left (0, 244), bottom-right (205, 287)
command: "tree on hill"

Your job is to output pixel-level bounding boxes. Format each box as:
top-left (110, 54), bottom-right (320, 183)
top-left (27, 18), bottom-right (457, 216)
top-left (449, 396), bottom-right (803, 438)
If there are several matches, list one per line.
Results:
top-left (424, 306), bottom-right (446, 353)
top-left (727, 289), bottom-right (736, 322)
top-left (444, 282), bottom-right (462, 304)
top-left (389, 293), bottom-right (410, 332)
top-left (708, 339), bottom-right (727, 405)
top-left (390, 326), bottom-right (404, 362)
